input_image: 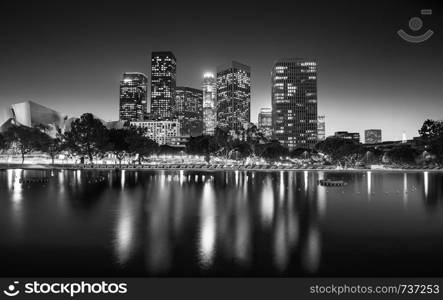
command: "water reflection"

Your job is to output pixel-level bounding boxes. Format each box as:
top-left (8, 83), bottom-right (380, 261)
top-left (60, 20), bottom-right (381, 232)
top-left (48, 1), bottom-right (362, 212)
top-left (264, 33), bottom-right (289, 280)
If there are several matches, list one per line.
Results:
top-left (199, 182), bottom-right (216, 268)
top-left (1, 169), bottom-right (443, 276)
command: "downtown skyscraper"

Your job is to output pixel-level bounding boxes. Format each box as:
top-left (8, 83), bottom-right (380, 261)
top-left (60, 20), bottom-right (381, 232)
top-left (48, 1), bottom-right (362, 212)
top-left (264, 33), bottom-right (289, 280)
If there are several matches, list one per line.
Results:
top-left (119, 72), bottom-right (148, 122)
top-left (202, 73), bottom-right (217, 135)
top-left (216, 61), bottom-right (251, 131)
top-left (151, 51), bottom-right (177, 120)
top-left (175, 86), bottom-right (203, 136)
top-left (272, 59), bottom-right (318, 150)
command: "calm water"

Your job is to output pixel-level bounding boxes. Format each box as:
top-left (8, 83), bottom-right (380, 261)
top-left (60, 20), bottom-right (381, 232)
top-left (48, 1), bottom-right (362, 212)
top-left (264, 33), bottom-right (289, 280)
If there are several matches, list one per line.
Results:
top-left (0, 169), bottom-right (443, 277)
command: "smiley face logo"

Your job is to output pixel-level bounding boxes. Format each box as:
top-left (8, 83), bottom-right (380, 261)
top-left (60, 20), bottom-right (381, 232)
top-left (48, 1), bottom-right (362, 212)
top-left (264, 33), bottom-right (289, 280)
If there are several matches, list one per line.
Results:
top-left (3, 282), bottom-right (20, 297)
top-left (398, 9), bottom-right (434, 43)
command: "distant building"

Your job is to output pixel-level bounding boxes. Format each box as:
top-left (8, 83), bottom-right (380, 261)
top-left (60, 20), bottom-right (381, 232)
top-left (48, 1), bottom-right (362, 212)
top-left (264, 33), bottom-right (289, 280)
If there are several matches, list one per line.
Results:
top-left (334, 131), bottom-right (360, 143)
top-left (3, 100), bottom-right (68, 137)
top-left (202, 73), bottom-right (217, 135)
top-left (119, 72), bottom-right (148, 122)
top-left (258, 108), bottom-right (273, 138)
top-left (0, 100), bottom-right (124, 136)
top-left (151, 51), bottom-right (177, 120)
top-left (317, 115), bottom-right (326, 141)
top-left (130, 120), bottom-right (180, 145)
top-left (272, 58), bottom-right (318, 150)
top-left (175, 86), bottom-right (203, 136)
top-left (216, 61), bottom-right (251, 131)
top-left (364, 129), bottom-right (382, 144)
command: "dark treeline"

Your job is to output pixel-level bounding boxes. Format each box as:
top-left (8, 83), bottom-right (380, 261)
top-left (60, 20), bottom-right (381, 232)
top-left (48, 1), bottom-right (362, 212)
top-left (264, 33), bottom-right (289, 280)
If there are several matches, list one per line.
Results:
top-left (0, 114), bottom-right (442, 167)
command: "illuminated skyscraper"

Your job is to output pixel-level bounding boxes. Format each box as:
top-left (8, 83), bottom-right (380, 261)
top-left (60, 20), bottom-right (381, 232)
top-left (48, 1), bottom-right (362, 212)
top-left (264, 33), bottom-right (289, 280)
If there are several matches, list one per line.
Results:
top-left (364, 129), bottom-right (382, 144)
top-left (119, 72), bottom-right (148, 122)
top-left (202, 73), bottom-right (217, 135)
top-left (175, 86), bottom-right (203, 136)
top-left (272, 58), bottom-right (318, 150)
top-left (258, 108), bottom-right (272, 138)
top-left (216, 61), bottom-right (251, 131)
top-left (151, 51), bottom-right (176, 120)
top-left (317, 115), bottom-right (326, 141)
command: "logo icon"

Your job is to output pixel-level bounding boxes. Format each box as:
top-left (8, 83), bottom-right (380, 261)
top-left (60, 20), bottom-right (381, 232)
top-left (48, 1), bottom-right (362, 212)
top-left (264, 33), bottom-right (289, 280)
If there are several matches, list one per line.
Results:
top-left (398, 9), bottom-right (433, 43)
top-left (3, 282), bottom-right (20, 297)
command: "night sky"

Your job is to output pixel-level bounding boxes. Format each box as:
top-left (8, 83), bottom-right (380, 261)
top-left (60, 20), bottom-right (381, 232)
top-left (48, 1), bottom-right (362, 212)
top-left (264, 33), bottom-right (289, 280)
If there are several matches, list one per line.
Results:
top-left (0, 0), bottom-right (442, 141)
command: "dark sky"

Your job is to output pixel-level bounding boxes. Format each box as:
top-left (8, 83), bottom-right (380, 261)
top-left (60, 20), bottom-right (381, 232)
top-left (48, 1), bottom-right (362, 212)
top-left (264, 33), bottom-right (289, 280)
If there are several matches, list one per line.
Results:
top-left (0, 0), bottom-right (442, 141)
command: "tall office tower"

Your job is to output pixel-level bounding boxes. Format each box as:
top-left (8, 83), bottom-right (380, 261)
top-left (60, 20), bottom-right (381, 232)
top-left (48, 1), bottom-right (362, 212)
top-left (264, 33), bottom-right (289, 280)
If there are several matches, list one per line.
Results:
top-left (175, 86), bottom-right (203, 136)
top-left (119, 72), bottom-right (148, 122)
top-left (272, 58), bottom-right (318, 150)
top-left (216, 61), bottom-right (251, 131)
top-left (317, 115), bottom-right (326, 141)
top-left (202, 73), bottom-right (217, 135)
top-left (151, 51), bottom-right (177, 120)
top-left (364, 129), bottom-right (382, 144)
top-left (258, 107), bottom-right (273, 138)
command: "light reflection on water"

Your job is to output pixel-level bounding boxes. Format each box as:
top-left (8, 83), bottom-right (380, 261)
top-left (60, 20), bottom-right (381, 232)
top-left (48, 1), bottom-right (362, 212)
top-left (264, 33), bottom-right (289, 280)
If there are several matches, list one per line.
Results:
top-left (1, 169), bottom-right (443, 276)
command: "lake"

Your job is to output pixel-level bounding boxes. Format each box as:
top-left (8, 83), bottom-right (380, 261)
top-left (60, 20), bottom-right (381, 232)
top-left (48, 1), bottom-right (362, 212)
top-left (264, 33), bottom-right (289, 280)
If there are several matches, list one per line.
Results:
top-left (1, 169), bottom-right (443, 276)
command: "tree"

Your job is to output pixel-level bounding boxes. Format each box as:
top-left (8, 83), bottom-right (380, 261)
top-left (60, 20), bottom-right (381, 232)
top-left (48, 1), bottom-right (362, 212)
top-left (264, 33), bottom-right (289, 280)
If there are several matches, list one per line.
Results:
top-left (64, 113), bottom-right (109, 165)
top-left (419, 119), bottom-right (443, 140)
top-left (3, 125), bottom-right (48, 165)
top-left (40, 136), bottom-right (64, 165)
top-left (108, 128), bottom-right (130, 166)
top-left (255, 140), bottom-right (289, 160)
top-left (186, 135), bottom-right (218, 156)
top-left (229, 140), bottom-right (252, 159)
top-left (315, 137), bottom-right (365, 164)
top-left (418, 119), bottom-right (443, 162)
top-left (126, 127), bottom-right (158, 164)
top-left (0, 133), bottom-right (6, 152)
top-left (386, 145), bottom-right (419, 164)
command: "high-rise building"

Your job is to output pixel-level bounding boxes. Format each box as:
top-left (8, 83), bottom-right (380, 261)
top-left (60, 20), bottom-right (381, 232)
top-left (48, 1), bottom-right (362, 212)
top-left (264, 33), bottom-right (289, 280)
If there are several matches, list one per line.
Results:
top-left (364, 129), bottom-right (382, 144)
top-left (202, 73), bottom-right (217, 135)
top-left (151, 51), bottom-right (177, 120)
top-left (216, 61), bottom-right (251, 131)
top-left (175, 86), bottom-right (203, 136)
top-left (258, 108), bottom-right (273, 138)
top-left (334, 131), bottom-right (360, 143)
top-left (272, 58), bottom-right (318, 150)
top-left (317, 115), bottom-right (326, 141)
top-left (119, 72), bottom-right (148, 122)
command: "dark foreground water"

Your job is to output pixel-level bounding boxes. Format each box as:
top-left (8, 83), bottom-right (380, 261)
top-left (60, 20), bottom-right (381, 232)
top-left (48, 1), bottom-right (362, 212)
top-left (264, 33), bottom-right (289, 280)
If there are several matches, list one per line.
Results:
top-left (0, 169), bottom-right (443, 277)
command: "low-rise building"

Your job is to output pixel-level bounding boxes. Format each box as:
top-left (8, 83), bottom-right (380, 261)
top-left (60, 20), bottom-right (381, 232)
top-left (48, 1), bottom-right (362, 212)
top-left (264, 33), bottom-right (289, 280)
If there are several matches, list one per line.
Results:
top-left (130, 120), bottom-right (180, 145)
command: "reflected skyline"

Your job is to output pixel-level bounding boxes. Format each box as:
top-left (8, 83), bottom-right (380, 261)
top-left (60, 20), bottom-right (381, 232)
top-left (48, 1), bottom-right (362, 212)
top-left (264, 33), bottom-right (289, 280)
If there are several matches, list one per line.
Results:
top-left (1, 169), bottom-right (443, 276)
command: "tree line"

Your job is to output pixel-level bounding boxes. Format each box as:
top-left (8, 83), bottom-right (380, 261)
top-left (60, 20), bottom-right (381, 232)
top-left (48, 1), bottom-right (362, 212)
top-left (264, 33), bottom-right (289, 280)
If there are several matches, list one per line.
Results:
top-left (0, 115), bottom-right (442, 166)
top-left (0, 113), bottom-right (158, 165)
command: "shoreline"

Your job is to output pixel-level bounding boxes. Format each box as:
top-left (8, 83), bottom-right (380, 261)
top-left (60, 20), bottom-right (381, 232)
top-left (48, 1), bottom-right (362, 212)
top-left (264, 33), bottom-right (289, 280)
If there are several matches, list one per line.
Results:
top-left (1, 164), bottom-right (442, 172)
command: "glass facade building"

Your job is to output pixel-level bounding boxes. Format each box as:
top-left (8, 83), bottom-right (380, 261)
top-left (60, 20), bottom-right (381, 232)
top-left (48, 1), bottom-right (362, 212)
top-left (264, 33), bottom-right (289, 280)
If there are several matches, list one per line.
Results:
top-left (272, 58), bottom-right (318, 150)
top-left (175, 86), bottom-right (203, 136)
top-left (216, 61), bottom-right (251, 131)
top-left (202, 73), bottom-right (217, 135)
top-left (119, 72), bottom-right (148, 122)
top-left (365, 129), bottom-right (382, 144)
top-left (151, 51), bottom-right (177, 120)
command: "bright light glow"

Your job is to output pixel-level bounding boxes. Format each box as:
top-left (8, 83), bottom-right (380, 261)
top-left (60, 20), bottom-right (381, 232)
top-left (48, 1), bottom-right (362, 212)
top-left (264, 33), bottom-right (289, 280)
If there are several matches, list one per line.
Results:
top-left (424, 171), bottom-right (429, 198)
top-left (260, 177), bottom-right (274, 227)
top-left (199, 182), bottom-right (216, 268)
top-left (203, 72), bottom-right (214, 78)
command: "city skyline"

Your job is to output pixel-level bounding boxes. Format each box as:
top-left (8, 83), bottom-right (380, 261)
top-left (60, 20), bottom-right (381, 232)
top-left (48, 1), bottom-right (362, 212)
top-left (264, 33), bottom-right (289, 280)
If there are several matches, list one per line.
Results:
top-left (0, 0), bottom-right (442, 141)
